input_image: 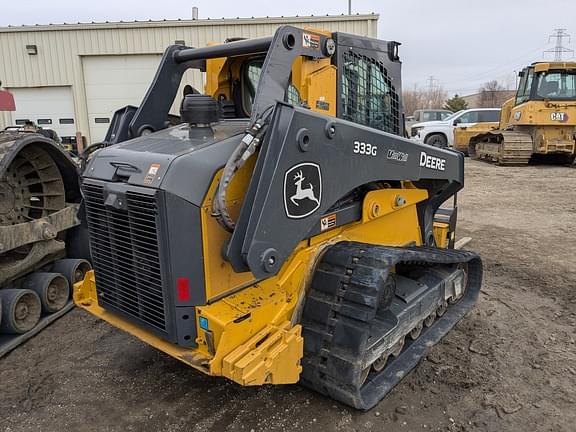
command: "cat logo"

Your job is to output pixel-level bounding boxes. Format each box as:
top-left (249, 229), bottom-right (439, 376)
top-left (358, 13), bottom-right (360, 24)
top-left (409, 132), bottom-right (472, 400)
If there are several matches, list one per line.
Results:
top-left (551, 112), bottom-right (568, 123)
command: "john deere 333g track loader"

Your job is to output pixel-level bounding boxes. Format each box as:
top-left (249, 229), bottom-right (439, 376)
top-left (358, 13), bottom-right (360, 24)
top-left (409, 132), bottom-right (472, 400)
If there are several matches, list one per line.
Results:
top-left (74, 26), bottom-right (483, 410)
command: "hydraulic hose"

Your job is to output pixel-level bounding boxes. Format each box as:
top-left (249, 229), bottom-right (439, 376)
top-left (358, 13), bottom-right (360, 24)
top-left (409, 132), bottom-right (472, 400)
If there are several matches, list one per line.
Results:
top-left (212, 109), bottom-right (272, 232)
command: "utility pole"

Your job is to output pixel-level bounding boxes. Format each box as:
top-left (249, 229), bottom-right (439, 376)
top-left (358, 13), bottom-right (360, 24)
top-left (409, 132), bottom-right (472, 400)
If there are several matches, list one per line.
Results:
top-left (348, 0), bottom-right (352, 14)
top-left (544, 29), bottom-right (574, 61)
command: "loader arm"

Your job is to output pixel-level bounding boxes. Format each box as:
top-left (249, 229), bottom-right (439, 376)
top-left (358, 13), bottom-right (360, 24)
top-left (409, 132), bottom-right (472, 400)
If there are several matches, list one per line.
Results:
top-left (226, 103), bottom-right (464, 277)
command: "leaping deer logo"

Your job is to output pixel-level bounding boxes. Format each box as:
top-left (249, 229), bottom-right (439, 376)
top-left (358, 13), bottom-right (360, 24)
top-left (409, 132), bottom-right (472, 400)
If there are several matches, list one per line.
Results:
top-left (290, 170), bottom-right (320, 207)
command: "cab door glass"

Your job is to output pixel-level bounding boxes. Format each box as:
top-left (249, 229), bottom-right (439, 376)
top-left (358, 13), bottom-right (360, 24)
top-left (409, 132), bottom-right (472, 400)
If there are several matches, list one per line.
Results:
top-left (516, 69), bottom-right (534, 104)
top-left (242, 58), bottom-right (301, 116)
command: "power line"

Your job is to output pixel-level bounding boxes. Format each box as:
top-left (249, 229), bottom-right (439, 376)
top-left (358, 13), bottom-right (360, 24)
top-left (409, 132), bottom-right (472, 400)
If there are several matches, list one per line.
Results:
top-left (544, 29), bottom-right (574, 61)
top-left (446, 70), bottom-right (519, 93)
top-left (446, 45), bottom-right (548, 85)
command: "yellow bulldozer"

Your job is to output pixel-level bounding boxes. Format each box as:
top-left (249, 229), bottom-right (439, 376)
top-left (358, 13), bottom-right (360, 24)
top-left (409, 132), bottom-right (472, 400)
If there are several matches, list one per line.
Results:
top-left (469, 62), bottom-right (576, 165)
top-left (73, 27), bottom-right (483, 410)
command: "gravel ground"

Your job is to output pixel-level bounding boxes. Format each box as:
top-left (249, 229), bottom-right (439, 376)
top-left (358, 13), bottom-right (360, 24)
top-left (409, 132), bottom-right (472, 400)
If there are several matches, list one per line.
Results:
top-left (1, 159), bottom-right (575, 432)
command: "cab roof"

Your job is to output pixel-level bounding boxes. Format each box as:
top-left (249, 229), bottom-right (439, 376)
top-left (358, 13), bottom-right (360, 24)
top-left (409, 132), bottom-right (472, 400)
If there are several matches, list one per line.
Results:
top-left (529, 62), bottom-right (576, 72)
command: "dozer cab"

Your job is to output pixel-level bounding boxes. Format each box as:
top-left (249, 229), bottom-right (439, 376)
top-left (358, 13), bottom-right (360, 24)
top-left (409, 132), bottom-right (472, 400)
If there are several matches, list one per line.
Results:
top-left (469, 62), bottom-right (576, 165)
top-left (74, 26), bottom-right (483, 410)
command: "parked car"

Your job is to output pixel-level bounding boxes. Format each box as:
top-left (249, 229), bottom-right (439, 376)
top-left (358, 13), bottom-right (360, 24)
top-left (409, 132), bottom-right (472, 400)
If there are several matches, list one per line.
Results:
top-left (411, 108), bottom-right (501, 148)
top-left (406, 109), bottom-right (452, 135)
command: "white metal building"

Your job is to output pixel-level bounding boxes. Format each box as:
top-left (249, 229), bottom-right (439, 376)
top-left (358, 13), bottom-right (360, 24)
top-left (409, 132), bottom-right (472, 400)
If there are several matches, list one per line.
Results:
top-left (0, 14), bottom-right (378, 144)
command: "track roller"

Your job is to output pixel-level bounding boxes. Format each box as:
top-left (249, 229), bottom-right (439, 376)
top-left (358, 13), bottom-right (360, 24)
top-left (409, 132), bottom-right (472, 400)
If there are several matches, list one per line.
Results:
top-left (51, 259), bottom-right (92, 287)
top-left (436, 300), bottom-right (448, 317)
top-left (409, 321), bottom-right (423, 340)
top-left (391, 337), bottom-right (405, 357)
top-left (0, 289), bottom-right (42, 334)
top-left (424, 311), bottom-right (436, 328)
top-left (23, 272), bottom-right (70, 313)
top-left (372, 353), bottom-right (389, 372)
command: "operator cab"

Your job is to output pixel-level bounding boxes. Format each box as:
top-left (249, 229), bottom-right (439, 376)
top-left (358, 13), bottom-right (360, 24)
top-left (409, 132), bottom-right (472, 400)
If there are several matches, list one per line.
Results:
top-left (516, 62), bottom-right (576, 104)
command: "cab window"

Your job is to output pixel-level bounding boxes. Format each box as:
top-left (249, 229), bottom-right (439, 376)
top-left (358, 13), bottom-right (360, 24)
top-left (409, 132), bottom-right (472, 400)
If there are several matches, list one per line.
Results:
top-left (242, 58), bottom-right (301, 116)
top-left (516, 69), bottom-right (534, 104)
top-left (536, 71), bottom-right (576, 99)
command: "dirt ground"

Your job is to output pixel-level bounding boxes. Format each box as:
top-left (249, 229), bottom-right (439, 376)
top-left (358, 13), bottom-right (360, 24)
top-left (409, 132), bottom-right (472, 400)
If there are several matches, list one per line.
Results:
top-left (1, 159), bottom-right (575, 432)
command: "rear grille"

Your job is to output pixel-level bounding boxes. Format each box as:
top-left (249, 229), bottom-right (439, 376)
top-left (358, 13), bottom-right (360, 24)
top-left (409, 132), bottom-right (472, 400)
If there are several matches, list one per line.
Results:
top-left (83, 182), bottom-right (167, 334)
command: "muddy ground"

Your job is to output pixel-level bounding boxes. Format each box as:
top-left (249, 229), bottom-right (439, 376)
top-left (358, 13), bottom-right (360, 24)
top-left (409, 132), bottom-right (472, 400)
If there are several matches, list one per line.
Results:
top-left (1, 159), bottom-right (575, 432)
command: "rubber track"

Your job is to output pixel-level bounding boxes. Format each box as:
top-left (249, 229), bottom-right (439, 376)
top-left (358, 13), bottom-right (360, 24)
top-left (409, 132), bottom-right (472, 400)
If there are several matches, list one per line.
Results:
top-left (300, 242), bottom-right (483, 410)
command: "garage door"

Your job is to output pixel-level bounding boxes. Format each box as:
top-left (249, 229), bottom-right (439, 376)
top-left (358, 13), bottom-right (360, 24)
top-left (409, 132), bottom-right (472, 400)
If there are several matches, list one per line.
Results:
top-left (83, 55), bottom-right (205, 143)
top-left (83, 55), bottom-right (162, 143)
top-left (10, 86), bottom-right (76, 139)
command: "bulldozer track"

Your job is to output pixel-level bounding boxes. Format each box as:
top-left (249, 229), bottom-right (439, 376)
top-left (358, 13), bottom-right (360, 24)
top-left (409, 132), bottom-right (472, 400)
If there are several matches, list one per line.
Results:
top-left (470, 131), bottom-right (533, 166)
top-left (0, 301), bottom-right (74, 358)
top-left (0, 132), bottom-right (87, 357)
top-left (300, 242), bottom-right (483, 410)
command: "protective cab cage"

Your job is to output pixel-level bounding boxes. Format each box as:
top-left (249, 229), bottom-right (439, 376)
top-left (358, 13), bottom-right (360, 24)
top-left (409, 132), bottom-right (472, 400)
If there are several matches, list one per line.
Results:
top-left (102, 26), bottom-right (404, 144)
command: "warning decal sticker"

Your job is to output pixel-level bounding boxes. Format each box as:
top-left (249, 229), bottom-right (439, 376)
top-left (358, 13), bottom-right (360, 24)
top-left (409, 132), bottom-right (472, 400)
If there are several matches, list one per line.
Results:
top-left (143, 163), bottom-right (160, 185)
top-left (320, 214), bottom-right (337, 232)
top-left (303, 33), bottom-right (320, 50)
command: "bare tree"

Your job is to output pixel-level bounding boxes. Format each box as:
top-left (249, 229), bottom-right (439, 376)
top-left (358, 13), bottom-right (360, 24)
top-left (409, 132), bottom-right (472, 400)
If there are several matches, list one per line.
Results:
top-left (403, 85), bottom-right (425, 116)
top-left (403, 84), bottom-right (448, 115)
top-left (427, 85), bottom-right (448, 110)
top-left (478, 80), bottom-right (511, 108)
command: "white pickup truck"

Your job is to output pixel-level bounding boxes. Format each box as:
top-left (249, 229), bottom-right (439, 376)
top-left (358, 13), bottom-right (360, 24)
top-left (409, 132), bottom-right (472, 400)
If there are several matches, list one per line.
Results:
top-left (406, 109), bottom-right (452, 135)
top-left (411, 108), bottom-right (501, 148)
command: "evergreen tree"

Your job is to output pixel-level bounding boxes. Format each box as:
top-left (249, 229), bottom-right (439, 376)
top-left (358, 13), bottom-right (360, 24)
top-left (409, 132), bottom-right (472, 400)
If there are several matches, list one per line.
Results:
top-left (443, 94), bottom-right (468, 112)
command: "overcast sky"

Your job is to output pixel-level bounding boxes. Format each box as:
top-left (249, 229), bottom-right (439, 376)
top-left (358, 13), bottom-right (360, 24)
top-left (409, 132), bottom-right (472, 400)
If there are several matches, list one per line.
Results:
top-left (3, 1), bottom-right (576, 95)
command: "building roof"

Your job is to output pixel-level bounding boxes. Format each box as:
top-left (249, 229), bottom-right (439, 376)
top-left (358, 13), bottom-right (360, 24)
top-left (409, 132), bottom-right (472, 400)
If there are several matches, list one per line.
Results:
top-left (462, 90), bottom-right (515, 98)
top-left (0, 14), bottom-right (379, 33)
